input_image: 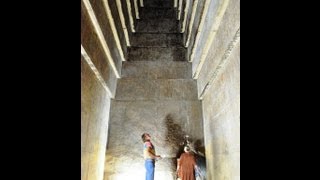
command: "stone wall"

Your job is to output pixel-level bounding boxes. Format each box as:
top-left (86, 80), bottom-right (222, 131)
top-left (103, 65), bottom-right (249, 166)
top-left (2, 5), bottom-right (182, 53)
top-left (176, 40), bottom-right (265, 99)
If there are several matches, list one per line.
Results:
top-left (202, 42), bottom-right (239, 180)
top-left (119, 0), bottom-right (134, 39)
top-left (103, 1), bottom-right (205, 178)
top-left (81, 0), bottom-right (128, 179)
top-left (81, 0), bottom-right (240, 179)
top-left (191, 0), bottom-right (224, 77)
top-left (81, 58), bottom-right (112, 180)
top-left (81, 1), bottom-right (118, 95)
top-left (109, 0), bottom-right (128, 58)
top-left (198, 0), bottom-right (240, 178)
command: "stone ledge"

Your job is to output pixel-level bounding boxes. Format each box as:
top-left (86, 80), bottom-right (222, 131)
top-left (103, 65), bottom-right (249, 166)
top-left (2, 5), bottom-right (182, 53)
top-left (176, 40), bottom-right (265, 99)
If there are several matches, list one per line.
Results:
top-left (121, 61), bottom-right (191, 79)
top-left (140, 7), bottom-right (175, 19)
top-left (115, 79), bottom-right (198, 100)
top-left (143, 0), bottom-right (173, 8)
top-left (131, 33), bottom-right (183, 47)
top-left (128, 47), bottom-right (186, 61)
top-left (135, 18), bottom-right (179, 33)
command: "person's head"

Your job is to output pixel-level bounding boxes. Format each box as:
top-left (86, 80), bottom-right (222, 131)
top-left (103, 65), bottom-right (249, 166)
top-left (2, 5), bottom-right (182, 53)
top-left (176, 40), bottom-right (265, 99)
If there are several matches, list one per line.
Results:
top-left (141, 133), bottom-right (151, 142)
top-left (184, 146), bottom-right (191, 153)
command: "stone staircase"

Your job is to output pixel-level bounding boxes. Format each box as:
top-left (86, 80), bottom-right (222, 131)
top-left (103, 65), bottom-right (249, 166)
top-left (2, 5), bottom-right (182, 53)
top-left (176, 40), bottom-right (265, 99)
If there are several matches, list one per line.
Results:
top-left (105, 1), bottom-right (203, 179)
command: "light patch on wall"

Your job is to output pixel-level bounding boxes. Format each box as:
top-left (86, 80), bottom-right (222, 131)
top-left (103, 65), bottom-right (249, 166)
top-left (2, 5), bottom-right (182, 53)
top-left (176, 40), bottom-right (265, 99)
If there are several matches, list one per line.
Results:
top-left (81, 45), bottom-right (113, 98)
top-left (140, 0), bottom-right (144, 7)
top-left (181, 0), bottom-right (190, 33)
top-left (177, 0), bottom-right (183, 20)
top-left (134, 0), bottom-right (140, 19)
top-left (126, 0), bottom-right (136, 32)
top-left (108, 171), bottom-right (144, 180)
top-left (199, 28), bottom-right (240, 100)
top-left (103, 0), bottom-right (125, 61)
top-left (108, 171), bottom-right (174, 180)
top-left (189, 0), bottom-right (212, 62)
top-left (185, 0), bottom-right (199, 47)
top-left (82, 0), bottom-right (121, 78)
top-left (116, 0), bottom-right (131, 46)
top-left (193, 0), bottom-right (230, 79)
top-left (174, 0), bottom-right (177, 8)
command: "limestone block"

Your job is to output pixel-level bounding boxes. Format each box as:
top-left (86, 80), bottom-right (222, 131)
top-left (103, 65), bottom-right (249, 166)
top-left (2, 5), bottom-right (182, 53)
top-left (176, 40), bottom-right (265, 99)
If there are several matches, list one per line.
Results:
top-left (115, 79), bottom-right (198, 100)
top-left (135, 18), bottom-right (179, 33)
top-left (140, 7), bottom-right (175, 19)
top-left (143, 0), bottom-right (173, 8)
top-left (128, 47), bottom-right (186, 61)
top-left (131, 33), bottom-right (182, 47)
top-left (121, 61), bottom-right (191, 79)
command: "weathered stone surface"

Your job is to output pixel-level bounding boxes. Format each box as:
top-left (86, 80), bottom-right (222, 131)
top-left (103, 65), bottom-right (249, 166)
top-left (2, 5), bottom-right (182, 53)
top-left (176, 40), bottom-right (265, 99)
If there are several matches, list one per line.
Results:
top-left (81, 58), bottom-right (112, 180)
top-left (143, 0), bottom-right (173, 8)
top-left (135, 18), bottom-right (179, 33)
top-left (115, 79), bottom-right (198, 100)
top-left (102, 0), bottom-right (208, 179)
top-left (202, 32), bottom-right (240, 180)
top-left (197, 0), bottom-right (240, 94)
top-left (121, 61), bottom-right (191, 79)
top-left (108, 0), bottom-right (128, 58)
top-left (185, 0), bottom-right (205, 60)
top-left (104, 99), bottom-right (203, 180)
top-left (119, 0), bottom-right (135, 37)
top-left (191, 0), bottom-right (222, 74)
top-left (128, 47), bottom-right (186, 61)
top-left (81, 1), bottom-right (118, 98)
top-left (131, 33), bottom-right (183, 47)
top-left (129, 0), bottom-right (139, 21)
top-left (140, 7), bottom-right (175, 19)
top-left (87, 0), bottom-right (123, 71)
top-left (109, 99), bottom-right (203, 152)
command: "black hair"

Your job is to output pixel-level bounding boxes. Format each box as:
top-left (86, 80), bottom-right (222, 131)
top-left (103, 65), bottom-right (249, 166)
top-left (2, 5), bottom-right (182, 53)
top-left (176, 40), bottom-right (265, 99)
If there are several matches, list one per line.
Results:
top-left (141, 133), bottom-right (148, 143)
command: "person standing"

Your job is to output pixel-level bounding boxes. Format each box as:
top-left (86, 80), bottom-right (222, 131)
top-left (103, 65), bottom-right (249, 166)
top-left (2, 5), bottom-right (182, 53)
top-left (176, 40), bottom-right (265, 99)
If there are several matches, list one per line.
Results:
top-left (141, 133), bottom-right (161, 180)
top-left (177, 146), bottom-right (198, 180)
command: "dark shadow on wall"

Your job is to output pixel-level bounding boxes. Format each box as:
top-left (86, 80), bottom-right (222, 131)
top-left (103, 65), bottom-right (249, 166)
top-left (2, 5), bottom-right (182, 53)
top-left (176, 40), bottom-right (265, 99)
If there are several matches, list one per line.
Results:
top-left (164, 114), bottom-right (185, 169)
top-left (195, 154), bottom-right (206, 179)
top-left (194, 139), bottom-right (205, 156)
top-left (193, 139), bottom-right (206, 179)
top-left (164, 114), bottom-right (207, 179)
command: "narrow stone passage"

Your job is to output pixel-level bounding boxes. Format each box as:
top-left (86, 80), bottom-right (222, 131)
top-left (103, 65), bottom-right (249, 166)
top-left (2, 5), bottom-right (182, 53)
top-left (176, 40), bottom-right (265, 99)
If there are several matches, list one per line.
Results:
top-left (105, 0), bottom-right (204, 179)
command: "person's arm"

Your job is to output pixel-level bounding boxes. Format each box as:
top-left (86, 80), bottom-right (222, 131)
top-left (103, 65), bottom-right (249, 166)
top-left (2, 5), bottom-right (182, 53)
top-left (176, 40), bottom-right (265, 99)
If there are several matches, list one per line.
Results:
top-left (146, 147), bottom-right (161, 159)
top-left (145, 142), bottom-right (161, 159)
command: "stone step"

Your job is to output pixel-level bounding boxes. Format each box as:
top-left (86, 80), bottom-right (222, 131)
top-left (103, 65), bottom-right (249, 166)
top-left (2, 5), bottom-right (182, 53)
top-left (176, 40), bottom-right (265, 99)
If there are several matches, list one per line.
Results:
top-left (115, 79), bottom-right (198, 100)
top-left (143, 0), bottom-right (173, 8)
top-left (139, 7), bottom-right (175, 19)
top-left (135, 18), bottom-right (179, 33)
top-left (128, 47), bottom-right (186, 61)
top-left (121, 61), bottom-right (191, 79)
top-left (131, 33), bottom-right (182, 47)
